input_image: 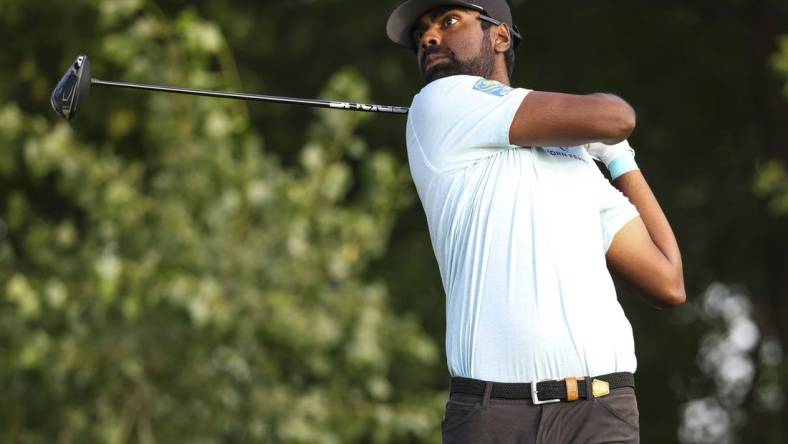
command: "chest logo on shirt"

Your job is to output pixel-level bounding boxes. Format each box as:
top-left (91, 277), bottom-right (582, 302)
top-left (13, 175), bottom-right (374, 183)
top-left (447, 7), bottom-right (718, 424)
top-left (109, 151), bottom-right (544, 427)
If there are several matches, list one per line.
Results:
top-left (543, 147), bottom-right (589, 164)
top-left (472, 79), bottom-right (513, 97)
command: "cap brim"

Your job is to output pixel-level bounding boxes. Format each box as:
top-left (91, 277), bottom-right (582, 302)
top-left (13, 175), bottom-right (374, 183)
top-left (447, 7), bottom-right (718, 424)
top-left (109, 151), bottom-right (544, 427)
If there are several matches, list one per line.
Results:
top-left (386, 0), bottom-right (483, 50)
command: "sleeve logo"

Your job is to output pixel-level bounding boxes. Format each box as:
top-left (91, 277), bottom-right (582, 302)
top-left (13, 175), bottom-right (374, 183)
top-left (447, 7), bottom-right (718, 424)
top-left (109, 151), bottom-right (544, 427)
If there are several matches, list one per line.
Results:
top-left (472, 79), bottom-right (513, 97)
top-left (543, 147), bottom-right (589, 164)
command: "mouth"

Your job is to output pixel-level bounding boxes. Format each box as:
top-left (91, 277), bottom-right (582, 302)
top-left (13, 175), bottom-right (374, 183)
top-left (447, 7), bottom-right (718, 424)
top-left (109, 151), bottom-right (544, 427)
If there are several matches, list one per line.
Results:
top-left (426, 54), bottom-right (448, 68)
top-left (422, 52), bottom-right (450, 71)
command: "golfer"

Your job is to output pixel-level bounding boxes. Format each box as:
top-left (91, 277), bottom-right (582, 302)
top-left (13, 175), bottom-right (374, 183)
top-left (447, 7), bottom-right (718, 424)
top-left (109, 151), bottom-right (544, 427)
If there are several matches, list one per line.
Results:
top-left (386, 0), bottom-right (685, 442)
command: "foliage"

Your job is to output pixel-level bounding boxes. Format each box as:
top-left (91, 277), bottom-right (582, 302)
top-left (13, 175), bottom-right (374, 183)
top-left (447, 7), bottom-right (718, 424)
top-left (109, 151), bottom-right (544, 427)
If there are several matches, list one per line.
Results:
top-left (755, 36), bottom-right (788, 217)
top-left (0, 1), bottom-right (441, 442)
top-left (1, 0), bottom-right (788, 442)
top-left (754, 160), bottom-right (788, 216)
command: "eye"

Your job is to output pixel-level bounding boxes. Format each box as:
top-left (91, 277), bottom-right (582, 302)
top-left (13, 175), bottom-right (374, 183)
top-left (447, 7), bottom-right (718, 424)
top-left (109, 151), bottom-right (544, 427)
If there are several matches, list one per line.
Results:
top-left (443, 16), bottom-right (460, 27)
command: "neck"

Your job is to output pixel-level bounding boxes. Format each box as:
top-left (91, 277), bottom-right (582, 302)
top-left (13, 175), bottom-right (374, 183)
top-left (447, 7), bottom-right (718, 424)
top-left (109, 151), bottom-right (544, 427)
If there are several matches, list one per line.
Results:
top-left (488, 73), bottom-right (511, 86)
top-left (488, 59), bottom-right (511, 85)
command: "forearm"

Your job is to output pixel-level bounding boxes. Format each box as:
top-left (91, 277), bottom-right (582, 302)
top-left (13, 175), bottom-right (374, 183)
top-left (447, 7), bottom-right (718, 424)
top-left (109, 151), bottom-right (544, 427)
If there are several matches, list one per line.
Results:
top-left (614, 171), bottom-right (686, 302)
top-left (510, 91), bottom-right (636, 147)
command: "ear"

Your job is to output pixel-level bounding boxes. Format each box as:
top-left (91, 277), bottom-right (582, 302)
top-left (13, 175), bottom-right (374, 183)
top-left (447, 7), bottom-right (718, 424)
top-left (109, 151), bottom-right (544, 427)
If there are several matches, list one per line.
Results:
top-left (493, 23), bottom-right (512, 54)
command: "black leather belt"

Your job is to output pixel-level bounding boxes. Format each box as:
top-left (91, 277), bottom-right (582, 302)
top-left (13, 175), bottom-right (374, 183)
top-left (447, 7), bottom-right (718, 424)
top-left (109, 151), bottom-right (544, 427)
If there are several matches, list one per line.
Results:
top-left (450, 372), bottom-right (635, 405)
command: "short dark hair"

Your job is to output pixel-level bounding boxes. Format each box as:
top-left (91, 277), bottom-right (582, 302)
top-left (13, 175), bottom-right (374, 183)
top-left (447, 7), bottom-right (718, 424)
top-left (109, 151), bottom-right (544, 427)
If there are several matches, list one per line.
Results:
top-left (481, 20), bottom-right (516, 80)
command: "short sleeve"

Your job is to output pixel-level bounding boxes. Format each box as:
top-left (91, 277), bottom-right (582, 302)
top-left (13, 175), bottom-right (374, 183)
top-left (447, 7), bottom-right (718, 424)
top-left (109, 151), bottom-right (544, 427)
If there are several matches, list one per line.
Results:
top-left (407, 76), bottom-right (531, 173)
top-left (593, 168), bottom-right (640, 251)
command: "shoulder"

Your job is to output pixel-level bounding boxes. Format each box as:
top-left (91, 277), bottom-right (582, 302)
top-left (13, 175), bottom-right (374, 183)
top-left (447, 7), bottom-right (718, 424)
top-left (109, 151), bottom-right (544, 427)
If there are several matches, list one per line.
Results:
top-left (412, 76), bottom-right (524, 106)
top-left (410, 75), bottom-right (477, 110)
top-left (410, 76), bottom-right (530, 122)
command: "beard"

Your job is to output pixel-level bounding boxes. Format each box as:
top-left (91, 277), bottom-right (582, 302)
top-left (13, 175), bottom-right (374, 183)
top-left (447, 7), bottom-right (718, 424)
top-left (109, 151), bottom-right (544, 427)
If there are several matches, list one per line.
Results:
top-left (419, 36), bottom-right (495, 85)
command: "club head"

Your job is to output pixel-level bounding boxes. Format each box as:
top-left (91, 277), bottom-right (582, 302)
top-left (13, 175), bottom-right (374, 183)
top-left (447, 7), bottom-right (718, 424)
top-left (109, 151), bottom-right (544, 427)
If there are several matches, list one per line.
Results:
top-left (51, 54), bottom-right (92, 121)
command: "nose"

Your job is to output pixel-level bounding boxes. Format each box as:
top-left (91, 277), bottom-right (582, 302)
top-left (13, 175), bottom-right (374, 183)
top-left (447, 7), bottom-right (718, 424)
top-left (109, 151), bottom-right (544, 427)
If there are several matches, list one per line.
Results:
top-left (419, 25), bottom-right (441, 51)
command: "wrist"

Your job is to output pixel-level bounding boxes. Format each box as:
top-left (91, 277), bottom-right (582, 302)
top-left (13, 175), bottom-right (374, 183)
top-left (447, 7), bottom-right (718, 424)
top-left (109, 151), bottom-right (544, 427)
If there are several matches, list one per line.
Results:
top-left (608, 151), bottom-right (639, 180)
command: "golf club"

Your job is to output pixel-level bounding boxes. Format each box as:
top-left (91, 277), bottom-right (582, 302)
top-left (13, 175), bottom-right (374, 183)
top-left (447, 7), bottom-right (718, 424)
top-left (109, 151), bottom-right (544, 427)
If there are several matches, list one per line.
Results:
top-left (51, 54), bottom-right (410, 121)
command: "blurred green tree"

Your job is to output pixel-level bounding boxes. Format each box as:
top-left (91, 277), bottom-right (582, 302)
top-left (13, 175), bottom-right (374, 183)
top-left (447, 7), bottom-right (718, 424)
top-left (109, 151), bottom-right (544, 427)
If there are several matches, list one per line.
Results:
top-left (756, 36), bottom-right (788, 216)
top-left (753, 29), bottom-right (788, 415)
top-left (0, 1), bottom-right (442, 442)
top-left (2, 0), bottom-right (788, 442)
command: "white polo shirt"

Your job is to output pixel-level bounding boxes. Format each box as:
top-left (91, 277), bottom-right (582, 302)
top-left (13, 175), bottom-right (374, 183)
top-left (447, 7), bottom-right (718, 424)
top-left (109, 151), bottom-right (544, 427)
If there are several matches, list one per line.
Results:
top-left (406, 75), bottom-right (640, 383)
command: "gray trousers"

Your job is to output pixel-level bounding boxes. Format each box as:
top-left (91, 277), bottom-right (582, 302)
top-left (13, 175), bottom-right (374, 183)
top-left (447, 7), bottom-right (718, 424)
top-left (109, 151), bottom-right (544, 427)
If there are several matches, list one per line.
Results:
top-left (442, 386), bottom-right (640, 444)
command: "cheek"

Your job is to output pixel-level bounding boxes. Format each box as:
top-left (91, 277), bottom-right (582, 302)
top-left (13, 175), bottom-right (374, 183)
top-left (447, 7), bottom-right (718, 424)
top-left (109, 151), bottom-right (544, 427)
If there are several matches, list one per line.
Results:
top-left (452, 41), bottom-right (480, 62)
top-left (448, 29), bottom-right (484, 57)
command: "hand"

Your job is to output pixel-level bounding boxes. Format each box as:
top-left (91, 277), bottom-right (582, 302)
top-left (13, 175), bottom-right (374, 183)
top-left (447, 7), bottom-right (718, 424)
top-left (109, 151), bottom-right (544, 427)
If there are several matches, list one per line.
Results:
top-left (585, 140), bottom-right (635, 167)
top-left (585, 140), bottom-right (638, 180)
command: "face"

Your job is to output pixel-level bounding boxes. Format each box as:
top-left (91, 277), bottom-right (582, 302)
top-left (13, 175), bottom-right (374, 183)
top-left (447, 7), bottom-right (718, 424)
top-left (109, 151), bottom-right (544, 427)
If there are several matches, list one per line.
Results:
top-left (412, 7), bottom-right (496, 85)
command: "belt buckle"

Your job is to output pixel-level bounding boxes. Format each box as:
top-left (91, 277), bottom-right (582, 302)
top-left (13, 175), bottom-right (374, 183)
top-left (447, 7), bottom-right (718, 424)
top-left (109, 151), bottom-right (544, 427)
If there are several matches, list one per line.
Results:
top-left (531, 380), bottom-right (561, 405)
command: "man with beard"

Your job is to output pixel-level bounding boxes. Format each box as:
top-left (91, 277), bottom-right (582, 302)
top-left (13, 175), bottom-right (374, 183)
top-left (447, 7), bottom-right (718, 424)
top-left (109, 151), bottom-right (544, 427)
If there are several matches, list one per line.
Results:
top-left (386, 1), bottom-right (685, 443)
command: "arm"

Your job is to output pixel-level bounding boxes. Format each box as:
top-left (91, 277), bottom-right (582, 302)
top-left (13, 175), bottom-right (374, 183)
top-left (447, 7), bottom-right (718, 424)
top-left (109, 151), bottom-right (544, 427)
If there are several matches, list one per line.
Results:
top-left (509, 92), bottom-right (636, 147)
top-left (606, 170), bottom-right (686, 308)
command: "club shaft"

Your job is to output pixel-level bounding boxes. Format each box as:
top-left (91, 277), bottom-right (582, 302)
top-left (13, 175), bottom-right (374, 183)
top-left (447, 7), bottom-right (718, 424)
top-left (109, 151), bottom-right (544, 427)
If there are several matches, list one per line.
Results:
top-left (91, 78), bottom-right (409, 115)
